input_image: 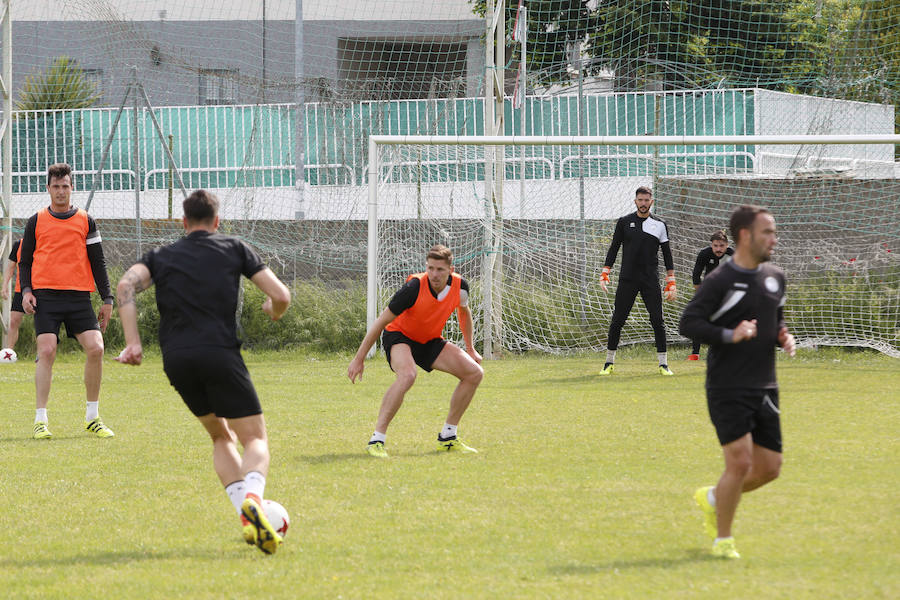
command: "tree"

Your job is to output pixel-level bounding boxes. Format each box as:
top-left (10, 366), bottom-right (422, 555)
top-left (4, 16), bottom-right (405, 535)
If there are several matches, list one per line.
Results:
top-left (16, 56), bottom-right (100, 111)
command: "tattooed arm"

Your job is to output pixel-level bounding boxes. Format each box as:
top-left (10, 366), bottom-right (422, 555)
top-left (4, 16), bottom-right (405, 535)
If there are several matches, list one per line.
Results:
top-left (115, 263), bottom-right (153, 365)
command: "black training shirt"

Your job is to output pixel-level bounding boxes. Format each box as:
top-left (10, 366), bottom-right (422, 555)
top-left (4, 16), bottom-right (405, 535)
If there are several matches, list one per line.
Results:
top-left (7, 239), bottom-right (19, 262)
top-left (691, 246), bottom-right (734, 285)
top-left (679, 260), bottom-right (787, 390)
top-left (139, 230), bottom-right (266, 352)
top-left (604, 212), bottom-right (674, 283)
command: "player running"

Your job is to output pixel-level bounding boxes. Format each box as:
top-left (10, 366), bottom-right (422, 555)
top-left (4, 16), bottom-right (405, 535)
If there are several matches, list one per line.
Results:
top-left (347, 244), bottom-right (483, 458)
top-left (17, 163), bottom-right (115, 439)
top-left (599, 186), bottom-right (677, 376)
top-left (687, 230), bottom-right (734, 360)
top-left (115, 189), bottom-right (291, 555)
top-left (679, 205), bottom-right (796, 559)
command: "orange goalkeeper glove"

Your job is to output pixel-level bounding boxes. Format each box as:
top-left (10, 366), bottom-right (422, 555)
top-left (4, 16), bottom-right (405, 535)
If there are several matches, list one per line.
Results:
top-left (663, 275), bottom-right (677, 301)
top-left (600, 266), bottom-right (611, 292)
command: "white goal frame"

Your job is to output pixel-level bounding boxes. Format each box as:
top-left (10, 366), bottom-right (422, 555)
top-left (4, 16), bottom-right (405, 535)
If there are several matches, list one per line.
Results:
top-left (367, 134), bottom-right (900, 358)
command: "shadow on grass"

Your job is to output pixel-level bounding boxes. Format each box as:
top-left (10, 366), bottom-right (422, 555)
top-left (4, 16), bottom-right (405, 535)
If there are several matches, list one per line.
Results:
top-left (547, 548), bottom-right (716, 574)
top-left (298, 452), bottom-right (374, 464)
top-left (1, 547), bottom-right (240, 568)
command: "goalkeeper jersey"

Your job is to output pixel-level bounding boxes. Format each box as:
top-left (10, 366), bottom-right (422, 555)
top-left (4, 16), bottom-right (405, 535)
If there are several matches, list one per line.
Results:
top-left (679, 260), bottom-right (787, 390)
top-left (604, 212), bottom-right (674, 283)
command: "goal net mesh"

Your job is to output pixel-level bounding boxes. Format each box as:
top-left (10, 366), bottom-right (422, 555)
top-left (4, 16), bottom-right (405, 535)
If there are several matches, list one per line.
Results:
top-left (374, 140), bottom-right (900, 357)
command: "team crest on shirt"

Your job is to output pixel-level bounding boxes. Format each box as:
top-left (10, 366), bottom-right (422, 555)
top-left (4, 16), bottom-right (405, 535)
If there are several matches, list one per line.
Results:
top-left (764, 276), bottom-right (779, 293)
top-left (629, 222), bottom-right (635, 227)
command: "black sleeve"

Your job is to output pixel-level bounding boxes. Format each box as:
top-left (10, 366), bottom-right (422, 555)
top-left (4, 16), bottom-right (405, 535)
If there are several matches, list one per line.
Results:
top-left (726, 247), bottom-right (734, 256)
top-left (239, 240), bottom-right (266, 279)
top-left (387, 278), bottom-right (420, 316)
top-left (661, 240), bottom-right (674, 272)
top-left (692, 249), bottom-right (707, 285)
top-left (604, 218), bottom-right (624, 268)
top-left (680, 273), bottom-right (731, 345)
top-left (7, 239), bottom-right (19, 262)
top-left (86, 216), bottom-right (113, 302)
top-left (17, 214), bottom-right (38, 293)
top-left (460, 278), bottom-right (469, 294)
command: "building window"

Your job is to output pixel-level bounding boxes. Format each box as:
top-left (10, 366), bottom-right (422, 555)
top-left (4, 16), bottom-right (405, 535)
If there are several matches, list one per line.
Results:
top-left (199, 68), bottom-right (237, 105)
top-left (338, 39), bottom-right (468, 100)
top-left (82, 68), bottom-right (104, 99)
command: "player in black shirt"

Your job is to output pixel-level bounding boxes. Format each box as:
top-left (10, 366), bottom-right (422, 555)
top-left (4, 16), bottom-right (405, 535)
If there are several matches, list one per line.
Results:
top-left (679, 205), bottom-right (796, 560)
top-left (115, 189), bottom-right (292, 555)
top-left (687, 230), bottom-right (734, 360)
top-left (2, 239), bottom-right (28, 352)
top-left (599, 186), bottom-right (677, 376)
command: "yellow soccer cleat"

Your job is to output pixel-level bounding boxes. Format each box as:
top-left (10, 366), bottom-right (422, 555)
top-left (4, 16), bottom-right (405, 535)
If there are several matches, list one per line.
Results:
top-left (85, 417), bottom-right (115, 438)
top-left (599, 362), bottom-right (614, 376)
top-left (437, 436), bottom-right (478, 453)
top-left (33, 422), bottom-right (53, 440)
top-left (711, 537), bottom-right (741, 559)
top-left (241, 497), bottom-right (283, 555)
top-left (694, 486), bottom-right (718, 539)
top-left (366, 441), bottom-right (389, 458)
top-left (659, 364), bottom-right (674, 376)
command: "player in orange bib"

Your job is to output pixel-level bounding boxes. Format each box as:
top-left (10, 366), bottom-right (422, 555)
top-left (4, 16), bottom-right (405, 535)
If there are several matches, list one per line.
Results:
top-left (348, 244), bottom-right (483, 458)
top-left (17, 163), bottom-right (115, 440)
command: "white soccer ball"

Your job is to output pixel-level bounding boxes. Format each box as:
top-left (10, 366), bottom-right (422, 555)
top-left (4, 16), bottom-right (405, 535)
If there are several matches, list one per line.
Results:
top-left (0, 348), bottom-right (17, 363)
top-left (263, 499), bottom-right (290, 538)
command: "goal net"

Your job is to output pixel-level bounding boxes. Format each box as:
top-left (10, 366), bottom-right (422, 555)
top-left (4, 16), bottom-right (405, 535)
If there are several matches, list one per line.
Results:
top-left (370, 136), bottom-right (900, 357)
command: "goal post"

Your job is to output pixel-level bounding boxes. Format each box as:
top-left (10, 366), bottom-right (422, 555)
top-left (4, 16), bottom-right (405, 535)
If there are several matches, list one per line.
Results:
top-left (368, 134), bottom-right (900, 358)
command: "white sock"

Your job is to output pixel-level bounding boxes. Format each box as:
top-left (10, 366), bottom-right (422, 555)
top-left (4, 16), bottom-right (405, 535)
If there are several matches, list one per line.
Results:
top-left (85, 401), bottom-right (99, 422)
top-left (225, 480), bottom-right (246, 515)
top-left (657, 352), bottom-right (668, 366)
top-left (440, 423), bottom-right (458, 440)
top-left (714, 536), bottom-right (733, 544)
top-left (35, 408), bottom-right (48, 423)
top-left (707, 487), bottom-right (717, 508)
top-left (606, 350), bottom-right (616, 363)
top-left (369, 431), bottom-right (386, 444)
top-left (244, 470), bottom-right (266, 501)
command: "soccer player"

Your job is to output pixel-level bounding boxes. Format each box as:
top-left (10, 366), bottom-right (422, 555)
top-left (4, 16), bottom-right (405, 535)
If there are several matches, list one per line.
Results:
top-left (347, 244), bottom-right (483, 458)
top-left (17, 163), bottom-right (115, 440)
top-left (1, 238), bottom-right (27, 351)
top-left (687, 230), bottom-right (734, 360)
top-left (679, 205), bottom-right (796, 560)
top-left (115, 189), bottom-right (291, 555)
top-left (599, 186), bottom-right (677, 376)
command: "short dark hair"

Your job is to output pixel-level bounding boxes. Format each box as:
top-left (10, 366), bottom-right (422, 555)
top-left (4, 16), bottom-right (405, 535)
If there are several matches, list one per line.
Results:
top-left (183, 189), bottom-right (219, 223)
top-left (426, 244), bottom-right (453, 265)
top-left (729, 205), bottom-right (771, 245)
top-left (710, 229), bottom-right (728, 243)
top-left (635, 186), bottom-right (652, 197)
top-left (47, 163), bottom-right (72, 186)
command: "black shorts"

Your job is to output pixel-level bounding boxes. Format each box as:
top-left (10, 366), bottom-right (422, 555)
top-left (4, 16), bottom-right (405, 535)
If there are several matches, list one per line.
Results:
top-left (11, 291), bottom-right (24, 313)
top-left (162, 346), bottom-right (262, 419)
top-left (32, 293), bottom-right (99, 339)
top-left (706, 388), bottom-right (782, 453)
top-left (382, 329), bottom-right (447, 372)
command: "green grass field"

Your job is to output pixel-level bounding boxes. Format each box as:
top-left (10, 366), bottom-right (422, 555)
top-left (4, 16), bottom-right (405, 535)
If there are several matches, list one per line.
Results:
top-left (1, 346), bottom-right (897, 599)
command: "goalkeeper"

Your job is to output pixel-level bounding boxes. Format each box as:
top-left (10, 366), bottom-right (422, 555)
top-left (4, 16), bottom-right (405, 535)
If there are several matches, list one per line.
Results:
top-left (599, 186), bottom-right (677, 376)
top-left (687, 230), bottom-right (734, 360)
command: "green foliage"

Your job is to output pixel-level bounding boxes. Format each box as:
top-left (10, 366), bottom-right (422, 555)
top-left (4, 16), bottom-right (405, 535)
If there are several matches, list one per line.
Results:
top-left (16, 56), bottom-right (100, 112)
top-left (0, 350), bottom-right (897, 597)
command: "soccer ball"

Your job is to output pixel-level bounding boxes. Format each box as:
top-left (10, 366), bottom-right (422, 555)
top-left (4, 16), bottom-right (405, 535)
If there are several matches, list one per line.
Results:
top-left (0, 348), bottom-right (17, 363)
top-left (263, 499), bottom-right (290, 538)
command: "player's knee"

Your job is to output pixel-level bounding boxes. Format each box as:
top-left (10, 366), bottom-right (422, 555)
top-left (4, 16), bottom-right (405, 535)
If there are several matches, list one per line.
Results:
top-left (762, 454), bottom-right (782, 483)
top-left (395, 367), bottom-right (417, 389)
top-left (726, 452), bottom-right (753, 477)
top-left (84, 340), bottom-right (105, 360)
top-left (36, 343), bottom-right (57, 362)
top-left (465, 363), bottom-right (484, 386)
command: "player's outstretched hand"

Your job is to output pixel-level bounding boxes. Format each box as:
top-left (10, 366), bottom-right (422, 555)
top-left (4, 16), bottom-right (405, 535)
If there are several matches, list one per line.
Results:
top-left (261, 297), bottom-right (281, 321)
top-left (348, 357), bottom-right (364, 383)
top-left (778, 326), bottom-right (796, 357)
top-left (663, 275), bottom-right (677, 301)
top-left (115, 344), bottom-right (143, 365)
top-left (600, 266), bottom-right (611, 293)
top-left (732, 319), bottom-right (757, 343)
